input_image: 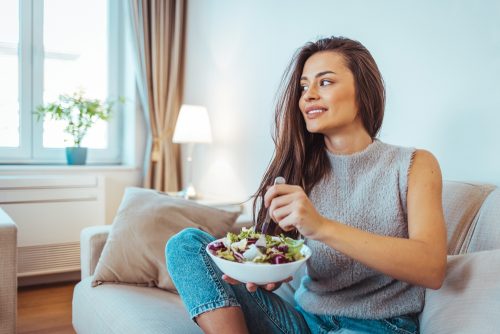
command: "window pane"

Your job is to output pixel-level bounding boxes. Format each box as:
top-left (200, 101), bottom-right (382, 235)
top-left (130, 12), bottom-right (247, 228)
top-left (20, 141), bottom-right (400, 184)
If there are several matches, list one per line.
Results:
top-left (0, 0), bottom-right (19, 147)
top-left (42, 0), bottom-right (108, 149)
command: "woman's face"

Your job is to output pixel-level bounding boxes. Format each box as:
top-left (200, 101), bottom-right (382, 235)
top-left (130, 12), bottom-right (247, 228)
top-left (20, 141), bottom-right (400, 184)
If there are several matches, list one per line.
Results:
top-left (298, 51), bottom-right (363, 137)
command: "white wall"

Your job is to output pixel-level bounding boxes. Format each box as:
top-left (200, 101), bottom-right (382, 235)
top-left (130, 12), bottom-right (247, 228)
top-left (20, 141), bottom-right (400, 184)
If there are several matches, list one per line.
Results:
top-left (182, 0), bottom-right (500, 201)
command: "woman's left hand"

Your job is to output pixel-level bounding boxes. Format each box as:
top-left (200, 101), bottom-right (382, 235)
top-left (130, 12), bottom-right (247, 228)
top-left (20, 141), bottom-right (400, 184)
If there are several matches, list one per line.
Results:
top-left (221, 274), bottom-right (292, 293)
top-left (264, 184), bottom-right (326, 240)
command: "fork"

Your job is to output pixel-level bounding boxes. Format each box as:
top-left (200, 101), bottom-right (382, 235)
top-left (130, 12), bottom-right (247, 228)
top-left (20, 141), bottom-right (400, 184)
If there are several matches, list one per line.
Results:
top-left (259, 176), bottom-right (286, 235)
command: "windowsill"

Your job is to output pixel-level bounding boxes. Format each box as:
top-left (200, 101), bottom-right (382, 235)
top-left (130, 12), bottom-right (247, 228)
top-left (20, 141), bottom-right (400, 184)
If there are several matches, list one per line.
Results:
top-left (0, 164), bottom-right (139, 172)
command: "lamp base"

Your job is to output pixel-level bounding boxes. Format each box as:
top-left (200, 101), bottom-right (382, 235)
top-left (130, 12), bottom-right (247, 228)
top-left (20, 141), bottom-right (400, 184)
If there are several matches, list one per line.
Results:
top-left (183, 183), bottom-right (197, 199)
top-left (168, 184), bottom-right (198, 200)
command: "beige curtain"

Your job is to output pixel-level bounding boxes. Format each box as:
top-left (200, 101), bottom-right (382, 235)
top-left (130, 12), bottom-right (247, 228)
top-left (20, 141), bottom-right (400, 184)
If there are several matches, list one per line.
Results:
top-left (127, 0), bottom-right (186, 191)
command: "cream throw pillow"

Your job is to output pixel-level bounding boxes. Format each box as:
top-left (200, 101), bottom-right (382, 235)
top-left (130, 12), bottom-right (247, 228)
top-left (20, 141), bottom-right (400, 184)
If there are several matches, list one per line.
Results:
top-left (442, 181), bottom-right (495, 254)
top-left (420, 249), bottom-right (500, 333)
top-left (92, 187), bottom-right (239, 291)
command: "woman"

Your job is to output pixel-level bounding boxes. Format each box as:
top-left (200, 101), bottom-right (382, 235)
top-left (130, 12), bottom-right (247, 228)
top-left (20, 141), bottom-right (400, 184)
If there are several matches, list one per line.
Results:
top-left (166, 36), bottom-right (447, 334)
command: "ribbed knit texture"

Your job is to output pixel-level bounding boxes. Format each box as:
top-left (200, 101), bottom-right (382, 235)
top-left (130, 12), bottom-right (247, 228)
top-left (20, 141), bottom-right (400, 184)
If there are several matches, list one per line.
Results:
top-left (295, 139), bottom-right (425, 319)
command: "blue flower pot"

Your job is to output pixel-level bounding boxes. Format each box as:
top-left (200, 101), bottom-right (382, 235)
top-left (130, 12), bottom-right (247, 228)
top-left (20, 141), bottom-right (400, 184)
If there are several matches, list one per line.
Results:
top-left (65, 147), bottom-right (88, 165)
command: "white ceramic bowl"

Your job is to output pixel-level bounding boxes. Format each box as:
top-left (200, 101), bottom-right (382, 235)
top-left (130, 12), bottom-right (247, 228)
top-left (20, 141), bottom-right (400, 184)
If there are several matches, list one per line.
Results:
top-left (206, 238), bottom-right (312, 285)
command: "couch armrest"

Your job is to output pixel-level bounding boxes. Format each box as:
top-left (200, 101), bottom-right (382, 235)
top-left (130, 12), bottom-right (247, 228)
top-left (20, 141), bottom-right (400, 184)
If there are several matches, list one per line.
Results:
top-left (0, 208), bottom-right (17, 334)
top-left (80, 225), bottom-right (111, 280)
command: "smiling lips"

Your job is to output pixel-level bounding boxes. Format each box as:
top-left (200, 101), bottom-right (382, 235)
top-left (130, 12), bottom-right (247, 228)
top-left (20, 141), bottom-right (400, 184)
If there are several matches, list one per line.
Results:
top-left (308, 109), bottom-right (325, 114)
top-left (305, 106), bottom-right (327, 119)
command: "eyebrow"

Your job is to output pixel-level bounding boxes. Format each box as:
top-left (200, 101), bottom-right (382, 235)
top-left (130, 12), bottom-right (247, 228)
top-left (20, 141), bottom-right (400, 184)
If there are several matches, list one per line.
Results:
top-left (300, 70), bottom-right (336, 81)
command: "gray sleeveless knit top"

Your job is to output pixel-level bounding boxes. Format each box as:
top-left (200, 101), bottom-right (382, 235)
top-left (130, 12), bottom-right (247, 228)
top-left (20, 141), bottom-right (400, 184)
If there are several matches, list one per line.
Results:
top-left (294, 139), bottom-right (425, 319)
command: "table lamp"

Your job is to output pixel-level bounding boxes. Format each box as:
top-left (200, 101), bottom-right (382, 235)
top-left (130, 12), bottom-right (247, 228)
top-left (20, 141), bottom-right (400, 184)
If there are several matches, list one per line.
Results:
top-left (172, 104), bottom-right (212, 199)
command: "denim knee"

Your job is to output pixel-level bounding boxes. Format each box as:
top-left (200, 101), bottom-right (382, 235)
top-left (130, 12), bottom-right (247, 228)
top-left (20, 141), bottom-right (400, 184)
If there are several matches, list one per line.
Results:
top-left (166, 228), bottom-right (214, 263)
top-left (167, 227), bottom-right (201, 251)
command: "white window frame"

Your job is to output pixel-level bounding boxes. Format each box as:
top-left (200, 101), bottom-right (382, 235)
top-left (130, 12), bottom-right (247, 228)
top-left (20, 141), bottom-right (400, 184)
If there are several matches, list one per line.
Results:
top-left (0, 0), bottom-right (123, 164)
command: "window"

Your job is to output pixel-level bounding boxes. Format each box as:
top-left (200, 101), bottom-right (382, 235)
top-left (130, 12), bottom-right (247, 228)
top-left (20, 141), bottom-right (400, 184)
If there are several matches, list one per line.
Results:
top-left (0, 0), bottom-right (122, 164)
top-left (0, 1), bottom-right (19, 149)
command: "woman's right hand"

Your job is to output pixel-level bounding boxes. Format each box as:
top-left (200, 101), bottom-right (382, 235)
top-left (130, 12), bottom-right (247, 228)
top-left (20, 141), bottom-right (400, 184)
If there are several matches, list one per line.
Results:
top-left (222, 274), bottom-right (292, 293)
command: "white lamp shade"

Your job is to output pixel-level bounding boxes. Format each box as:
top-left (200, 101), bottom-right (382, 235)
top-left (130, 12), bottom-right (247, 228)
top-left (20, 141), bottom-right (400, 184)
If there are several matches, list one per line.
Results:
top-left (172, 105), bottom-right (212, 143)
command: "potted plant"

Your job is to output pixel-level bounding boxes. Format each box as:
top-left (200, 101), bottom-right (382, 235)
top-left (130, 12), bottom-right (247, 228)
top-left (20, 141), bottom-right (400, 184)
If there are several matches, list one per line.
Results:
top-left (35, 90), bottom-right (120, 165)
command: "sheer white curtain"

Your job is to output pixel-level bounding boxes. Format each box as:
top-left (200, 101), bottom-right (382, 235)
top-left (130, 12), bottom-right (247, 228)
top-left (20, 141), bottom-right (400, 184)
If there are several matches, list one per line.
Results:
top-left (127, 0), bottom-right (186, 191)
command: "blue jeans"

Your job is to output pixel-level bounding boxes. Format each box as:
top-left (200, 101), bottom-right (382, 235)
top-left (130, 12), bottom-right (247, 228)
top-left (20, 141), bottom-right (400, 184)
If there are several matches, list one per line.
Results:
top-left (166, 228), bottom-right (419, 334)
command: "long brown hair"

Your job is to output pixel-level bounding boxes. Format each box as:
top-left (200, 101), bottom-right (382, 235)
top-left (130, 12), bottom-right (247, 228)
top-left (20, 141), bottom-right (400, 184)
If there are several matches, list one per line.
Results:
top-left (253, 36), bottom-right (385, 237)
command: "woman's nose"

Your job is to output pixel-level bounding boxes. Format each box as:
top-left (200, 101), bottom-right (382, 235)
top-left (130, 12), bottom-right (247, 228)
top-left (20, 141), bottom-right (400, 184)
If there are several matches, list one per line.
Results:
top-left (303, 84), bottom-right (319, 101)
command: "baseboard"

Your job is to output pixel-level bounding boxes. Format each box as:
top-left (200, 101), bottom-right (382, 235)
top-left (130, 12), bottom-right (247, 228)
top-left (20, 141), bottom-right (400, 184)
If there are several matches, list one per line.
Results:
top-left (18, 270), bottom-right (81, 287)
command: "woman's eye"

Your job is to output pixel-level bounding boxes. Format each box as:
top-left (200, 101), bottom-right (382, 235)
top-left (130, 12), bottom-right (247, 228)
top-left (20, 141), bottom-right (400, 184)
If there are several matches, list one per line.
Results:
top-left (320, 79), bottom-right (332, 86)
top-left (300, 85), bottom-right (308, 92)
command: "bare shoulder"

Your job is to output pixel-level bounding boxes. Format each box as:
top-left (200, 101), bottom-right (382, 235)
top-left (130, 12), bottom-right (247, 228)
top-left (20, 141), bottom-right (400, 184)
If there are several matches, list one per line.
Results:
top-left (408, 149), bottom-right (442, 189)
top-left (412, 149), bottom-right (440, 167)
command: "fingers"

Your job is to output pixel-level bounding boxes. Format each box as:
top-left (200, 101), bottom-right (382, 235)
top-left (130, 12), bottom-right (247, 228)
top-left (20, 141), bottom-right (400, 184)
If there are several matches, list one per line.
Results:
top-left (223, 276), bottom-right (260, 293)
top-left (222, 274), bottom-right (241, 285)
top-left (262, 276), bottom-right (293, 291)
top-left (271, 199), bottom-right (294, 222)
top-left (268, 193), bottom-right (294, 221)
top-left (222, 274), bottom-right (294, 292)
top-left (264, 184), bottom-right (299, 208)
top-left (267, 189), bottom-right (307, 223)
top-left (278, 213), bottom-right (299, 232)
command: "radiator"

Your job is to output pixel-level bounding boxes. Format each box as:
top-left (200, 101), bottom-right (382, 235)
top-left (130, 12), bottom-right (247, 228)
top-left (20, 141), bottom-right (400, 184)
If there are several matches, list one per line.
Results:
top-left (0, 174), bottom-right (105, 277)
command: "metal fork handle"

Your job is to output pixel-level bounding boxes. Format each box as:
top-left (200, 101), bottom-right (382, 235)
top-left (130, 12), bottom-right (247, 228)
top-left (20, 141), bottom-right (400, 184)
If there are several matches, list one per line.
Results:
top-left (260, 176), bottom-right (286, 235)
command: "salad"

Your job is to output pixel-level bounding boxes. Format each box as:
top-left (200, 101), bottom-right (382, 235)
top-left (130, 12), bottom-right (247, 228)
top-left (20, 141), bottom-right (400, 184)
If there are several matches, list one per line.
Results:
top-left (207, 227), bottom-right (305, 264)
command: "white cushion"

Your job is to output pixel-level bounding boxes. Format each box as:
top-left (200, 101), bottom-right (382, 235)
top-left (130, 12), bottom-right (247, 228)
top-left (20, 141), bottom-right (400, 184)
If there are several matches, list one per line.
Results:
top-left (73, 277), bottom-right (202, 334)
top-left (420, 249), bottom-right (500, 333)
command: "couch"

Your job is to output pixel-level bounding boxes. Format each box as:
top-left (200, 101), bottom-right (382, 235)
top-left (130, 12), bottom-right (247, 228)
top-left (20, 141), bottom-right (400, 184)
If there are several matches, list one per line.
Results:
top-left (72, 181), bottom-right (500, 333)
top-left (0, 209), bottom-right (17, 334)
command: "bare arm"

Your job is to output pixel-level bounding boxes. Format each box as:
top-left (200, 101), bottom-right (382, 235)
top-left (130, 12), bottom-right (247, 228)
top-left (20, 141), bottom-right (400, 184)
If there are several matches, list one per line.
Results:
top-left (269, 150), bottom-right (447, 289)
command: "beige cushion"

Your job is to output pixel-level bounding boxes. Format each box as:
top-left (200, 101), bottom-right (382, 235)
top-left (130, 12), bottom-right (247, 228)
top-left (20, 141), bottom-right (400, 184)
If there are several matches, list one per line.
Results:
top-left (420, 249), bottom-right (500, 334)
top-left (465, 188), bottom-right (500, 252)
top-left (92, 187), bottom-right (239, 291)
top-left (442, 181), bottom-right (494, 254)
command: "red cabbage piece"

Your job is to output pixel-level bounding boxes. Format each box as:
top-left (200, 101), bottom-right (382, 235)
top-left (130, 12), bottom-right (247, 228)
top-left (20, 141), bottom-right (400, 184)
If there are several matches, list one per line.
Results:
top-left (277, 245), bottom-right (288, 253)
top-left (233, 251), bottom-right (245, 263)
top-left (208, 241), bottom-right (226, 253)
top-left (247, 238), bottom-right (258, 245)
top-left (271, 254), bottom-right (289, 264)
